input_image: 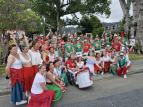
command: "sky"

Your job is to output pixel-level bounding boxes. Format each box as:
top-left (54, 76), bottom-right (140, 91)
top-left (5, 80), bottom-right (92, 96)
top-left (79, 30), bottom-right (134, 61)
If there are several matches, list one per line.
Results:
top-left (62, 0), bottom-right (133, 23)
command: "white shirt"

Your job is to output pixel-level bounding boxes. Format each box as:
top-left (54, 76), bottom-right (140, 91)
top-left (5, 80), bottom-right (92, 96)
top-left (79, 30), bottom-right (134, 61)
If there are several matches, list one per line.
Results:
top-left (77, 61), bottom-right (84, 68)
top-left (28, 49), bottom-right (43, 65)
top-left (19, 53), bottom-right (31, 64)
top-left (96, 58), bottom-right (103, 64)
top-left (117, 57), bottom-right (131, 67)
top-left (129, 39), bottom-right (135, 46)
top-left (31, 73), bottom-right (45, 94)
top-left (102, 55), bottom-right (110, 62)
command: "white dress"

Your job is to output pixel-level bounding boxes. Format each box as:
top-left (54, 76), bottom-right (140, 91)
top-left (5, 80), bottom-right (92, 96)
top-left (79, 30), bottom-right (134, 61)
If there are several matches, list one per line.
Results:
top-left (77, 61), bottom-right (84, 69)
top-left (85, 58), bottom-right (95, 73)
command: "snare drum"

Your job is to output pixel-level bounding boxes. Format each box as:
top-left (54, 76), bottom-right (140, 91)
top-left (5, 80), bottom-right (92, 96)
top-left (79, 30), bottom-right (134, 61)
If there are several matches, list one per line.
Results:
top-left (75, 67), bottom-right (93, 88)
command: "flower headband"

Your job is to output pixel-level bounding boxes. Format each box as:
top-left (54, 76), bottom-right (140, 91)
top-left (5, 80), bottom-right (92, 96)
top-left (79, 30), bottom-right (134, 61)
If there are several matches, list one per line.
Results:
top-left (9, 43), bottom-right (16, 48)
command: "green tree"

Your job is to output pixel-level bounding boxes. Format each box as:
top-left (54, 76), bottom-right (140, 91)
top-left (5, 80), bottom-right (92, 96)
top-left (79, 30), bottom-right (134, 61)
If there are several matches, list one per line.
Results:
top-left (30, 0), bottom-right (111, 34)
top-left (78, 15), bottom-right (104, 38)
top-left (0, 0), bottom-right (40, 63)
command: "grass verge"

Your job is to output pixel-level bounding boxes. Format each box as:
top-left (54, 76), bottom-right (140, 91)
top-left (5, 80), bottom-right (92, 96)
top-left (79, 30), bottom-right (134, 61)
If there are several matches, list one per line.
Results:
top-left (0, 64), bottom-right (6, 76)
top-left (129, 54), bottom-right (143, 60)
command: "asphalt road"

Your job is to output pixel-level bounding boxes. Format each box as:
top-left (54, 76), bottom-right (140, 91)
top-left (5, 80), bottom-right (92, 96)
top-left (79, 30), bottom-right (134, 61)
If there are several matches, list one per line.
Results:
top-left (0, 73), bottom-right (143, 107)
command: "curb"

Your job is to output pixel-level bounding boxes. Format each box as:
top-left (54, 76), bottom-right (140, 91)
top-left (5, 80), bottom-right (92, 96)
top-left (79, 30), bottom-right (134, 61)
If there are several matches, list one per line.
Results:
top-left (0, 70), bottom-right (143, 96)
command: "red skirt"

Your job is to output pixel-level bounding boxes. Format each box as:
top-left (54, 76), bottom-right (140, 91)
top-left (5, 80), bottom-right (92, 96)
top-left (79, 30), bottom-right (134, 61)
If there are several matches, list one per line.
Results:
top-left (27, 90), bottom-right (55, 107)
top-left (94, 64), bottom-right (101, 71)
top-left (23, 66), bottom-right (34, 92)
top-left (104, 61), bottom-right (110, 73)
top-left (32, 65), bottom-right (38, 77)
top-left (10, 68), bottom-right (23, 89)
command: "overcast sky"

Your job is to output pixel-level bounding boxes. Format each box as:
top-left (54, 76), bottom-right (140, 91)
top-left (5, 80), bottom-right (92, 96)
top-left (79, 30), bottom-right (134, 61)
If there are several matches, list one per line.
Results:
top-left (62, 0), bottom-right (133, 23)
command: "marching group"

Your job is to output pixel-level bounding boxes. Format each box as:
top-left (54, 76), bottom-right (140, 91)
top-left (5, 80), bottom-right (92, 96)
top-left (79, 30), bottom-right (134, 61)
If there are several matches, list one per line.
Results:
top-left (5, 29), bottom-right (135, 106)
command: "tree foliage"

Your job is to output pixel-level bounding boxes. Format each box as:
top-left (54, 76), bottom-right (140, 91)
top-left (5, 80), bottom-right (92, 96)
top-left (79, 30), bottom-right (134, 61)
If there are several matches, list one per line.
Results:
top-left (30, 0), bottom-right (111, 34)
top-left (0, 0), bottom-right (41, 63)
top-left (78, 15), bottom-right (104, 38)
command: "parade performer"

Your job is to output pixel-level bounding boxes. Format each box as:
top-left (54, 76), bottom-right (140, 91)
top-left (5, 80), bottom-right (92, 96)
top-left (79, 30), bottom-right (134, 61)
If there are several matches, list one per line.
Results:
top-left (10, 31), bottom-right (27, 54)
top-left (67, 54), bottom-right (77, 78)
top-left (76, 57), bottom-right (85, 69)
top-left (83, 51), bottom-right (101, 75)
top-left (111, 34), bottom-right (119, 43)
top-left (105, 45), bottom-right (112, 56)
top-left (112, 39), bottom-right (122, 56)
top-left (93, 38), bottom-right (101, 52)
top-left (48, 47), bottom-right (56, 62)
top-left (58, 60), bottom-right (68, 85)
top-left (129, 35), bottom-right (135, 54)
top-left (53, 60), bottom-right (67, 89)
top-left (101, 38), bottom-right (106, 51)
top-left (46, 62), bottom-right (64, 101)
top-left (74, 39), bottom-right (82, 57)
top-left (101, 51), bottom-right (110, 74)
top-left (83, 40), bottom-right (90, 56)
top-left (65, 40), bottom-right (74, 57)
top-left (40, 45), bottom-right (50, 64)
top-left (5, 44), bottom-right (27, 105)
top-left (44, 39), bottom-right (49, 51)
top-left (58, 42), bottom-right (67, 65)
top-left (109, 51), bottom-right (118, 76)
top-left (27, 64), bottom-right (55, 107)
top-left (94, 53), bottom-right (104, 75)
top-left (105, 38), bottom-right (112, 47)
top-left (28, 41), bottom-right (43, 76)
top-left (19, 45), bottom-right (34, 97)
top-left (119, 31), bottom-right (127, 46)
top-left (117, 53), bottom-right (131, 78)
top-left (53, 37), bottom-right (59, 58)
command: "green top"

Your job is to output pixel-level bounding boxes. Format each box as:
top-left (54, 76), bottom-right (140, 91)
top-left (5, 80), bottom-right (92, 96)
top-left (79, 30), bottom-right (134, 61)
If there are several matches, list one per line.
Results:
top-left (72, 38), bottom-right (76, 43)
top-left (101, 42), bottom-right (106, 49)
top-left (74, 43), bottom-right (82, 52)
top-left (118, 57), bottom-right (127, 68)
top-left (53, 43), bottom-right (58, 51)
top-left (119, 38), bottom-right (127, 45)
top-left (58, 49), bottom-right (67, 58)
top-left (93, 42), bottom-right (100, 50)
top-left (65, 43), bottom-right (73, 53)
top-left (105, 42), bottom-right (112, 47)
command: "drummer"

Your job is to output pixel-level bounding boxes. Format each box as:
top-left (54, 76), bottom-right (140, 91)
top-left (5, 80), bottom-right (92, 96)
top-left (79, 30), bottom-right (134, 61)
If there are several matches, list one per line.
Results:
top-left (93, 38), bottom-right (101, 53)
top-left (66, 53), bottom-right (77, 78)
top-left (74, 38), bottom-right (82, 57)
top-left (65, 39), bottom-right (74, 57)
top-left (83, 40), bottom-right (90, 56)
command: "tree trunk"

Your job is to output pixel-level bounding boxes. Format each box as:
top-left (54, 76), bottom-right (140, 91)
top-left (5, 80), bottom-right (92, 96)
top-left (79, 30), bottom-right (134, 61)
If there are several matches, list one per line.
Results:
top-left (42, 17), bottom-right (45, 36)
top-left (119, 0), bottom-right (131, 39)
top-left (134, 0), bottom-right (143, 54)
top-left (57, 11), bottom-right (61, 35)
top-left (0, 30), bottom-right (9, 63)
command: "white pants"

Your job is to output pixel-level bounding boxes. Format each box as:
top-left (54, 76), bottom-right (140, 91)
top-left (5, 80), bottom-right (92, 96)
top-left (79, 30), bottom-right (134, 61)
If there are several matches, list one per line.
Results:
top-left (55, 51), bottom-right (58, 57)
top-left (76, 52), bottom-right (82, 57)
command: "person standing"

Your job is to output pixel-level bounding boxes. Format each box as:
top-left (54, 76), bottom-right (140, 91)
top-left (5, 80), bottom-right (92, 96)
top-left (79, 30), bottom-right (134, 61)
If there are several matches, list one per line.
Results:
top-left (74, 39), bottom-right (82, 57)
top-left (112, 39), bottom-right (122, 56)
top-left (28, 41), bottom-right (43, 76)
top-left (5, 44), bottom-right (27, 105)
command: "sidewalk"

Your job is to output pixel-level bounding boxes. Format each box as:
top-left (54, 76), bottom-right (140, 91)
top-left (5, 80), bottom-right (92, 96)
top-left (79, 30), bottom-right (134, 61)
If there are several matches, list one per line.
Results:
top-left (0, 59), bottom-right (143, 96)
